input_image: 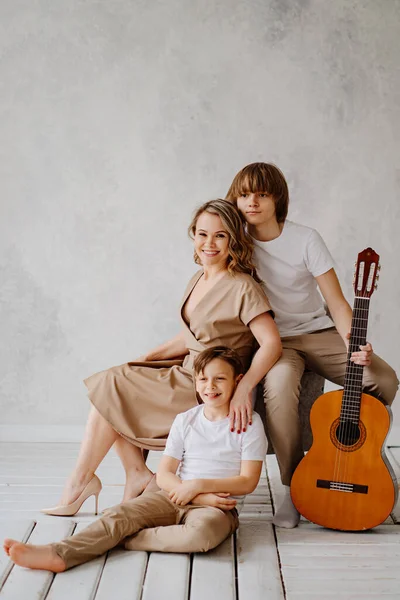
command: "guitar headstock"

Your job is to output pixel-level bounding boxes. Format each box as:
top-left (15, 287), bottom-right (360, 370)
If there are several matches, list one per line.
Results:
top-left (353, 248), bottom-right (380, 298)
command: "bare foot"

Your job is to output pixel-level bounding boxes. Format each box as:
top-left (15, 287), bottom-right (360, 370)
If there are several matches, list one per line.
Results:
top-left (122, 469), bottom-right (155, 503)
top-left (3, 538), bottom-right (17, 556)
top-left (8, 541), bottom-right (66, 572)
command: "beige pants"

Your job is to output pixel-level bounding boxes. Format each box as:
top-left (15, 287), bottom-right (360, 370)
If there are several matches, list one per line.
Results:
top-left (52, 491), bottom-right (239, 569)
top-left (262, 328), bottom-right (399, 485)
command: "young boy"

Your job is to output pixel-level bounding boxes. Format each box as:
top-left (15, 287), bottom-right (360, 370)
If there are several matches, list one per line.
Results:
top-left (226, 162), bottom-right (398, 529)
top-left (4, 346), bottom-right (267, 571)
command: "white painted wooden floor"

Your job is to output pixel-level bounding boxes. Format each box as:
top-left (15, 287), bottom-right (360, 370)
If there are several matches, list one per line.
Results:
top-left (0, 443), bottom-right (400, 599)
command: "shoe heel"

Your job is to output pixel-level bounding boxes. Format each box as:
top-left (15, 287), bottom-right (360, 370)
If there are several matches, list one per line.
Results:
top-left (94, 493), bottom-right (99, 515)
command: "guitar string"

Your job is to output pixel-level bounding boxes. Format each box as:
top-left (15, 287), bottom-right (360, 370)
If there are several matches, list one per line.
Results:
top-left (340, 296), bottom-right (368, 490)
top-left (341, 297), bottom-right (362, 488)
top-left (333, 296), bottom-right (367, 489)
top-left (333, 296), bottom-right (356, 486)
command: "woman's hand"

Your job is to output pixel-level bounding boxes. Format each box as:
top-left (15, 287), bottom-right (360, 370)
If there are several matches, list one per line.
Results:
top-left (191, 492), bottom-right (237, 511)
top-left (168, 480), bottom-right (202, 506)
top-left (229, 383), bottom-right (253, 434)
top-left (346, 334), bottom-right (373, 366)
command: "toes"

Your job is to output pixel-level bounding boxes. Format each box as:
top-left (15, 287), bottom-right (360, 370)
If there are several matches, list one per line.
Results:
top-left (3, 538), bottom-right (17, 556)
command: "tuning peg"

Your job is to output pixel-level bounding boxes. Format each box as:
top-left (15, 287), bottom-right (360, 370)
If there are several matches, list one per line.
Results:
top-left (374, 283), bottom-right (378, 289)
top-left (377, 264), bottom-right (381, 271)
top-left (375, 275), bottom-right (379, 280)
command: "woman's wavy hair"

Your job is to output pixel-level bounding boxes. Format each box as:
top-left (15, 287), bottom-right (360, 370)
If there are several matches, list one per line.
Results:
top-left (188, 199), bottom-right (261, 283)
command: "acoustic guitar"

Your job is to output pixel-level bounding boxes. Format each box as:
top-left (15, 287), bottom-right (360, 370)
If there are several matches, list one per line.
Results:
top-left (290, 248), bottom-right (398, 531)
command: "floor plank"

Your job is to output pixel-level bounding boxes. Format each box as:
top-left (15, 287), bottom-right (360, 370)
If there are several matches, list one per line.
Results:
top-left (46, 523), bottom-right (106, 600)
top-left (237, 518), bottom-right (284, 599)
top-left (190, 536), bottom-right (235, 600)
top-left (142, 553), bottom-right (190, 600)
top-left (277, 523), bottom-right (400, 545)
top-left (0, 520), bottom-right (35, 590)
top-left (1, 443), bottom-right (399, 599)
top-left (95, 548), bottom-right (148, 600)
top-left (0, 520), bottom-right (75, 600)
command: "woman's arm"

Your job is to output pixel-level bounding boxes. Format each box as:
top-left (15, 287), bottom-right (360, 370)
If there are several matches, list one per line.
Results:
top-left (316, 268), bottom-right (372, 364)
top-left (141, 331), bottom-right (189, 361)
top-left (229, 312), bottom-right (282, 433)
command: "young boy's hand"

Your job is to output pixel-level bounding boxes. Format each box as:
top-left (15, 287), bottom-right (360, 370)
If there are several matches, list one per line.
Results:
top-left (168, 480), bottom-right (202, 506)
top-left (191, 492), bottom-right (237, 511)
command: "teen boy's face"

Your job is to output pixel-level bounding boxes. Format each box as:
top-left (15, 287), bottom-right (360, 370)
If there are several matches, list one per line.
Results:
top-left (236, 192), bottom-right (276, 226)
top-left (195, 358), bottom-right (240, 408)
top-left (194, 212), bottom-right (230, 268)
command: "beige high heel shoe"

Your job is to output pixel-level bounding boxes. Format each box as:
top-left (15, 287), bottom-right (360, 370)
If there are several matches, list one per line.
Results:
top-left (41, 475), bottom-right (102, 516)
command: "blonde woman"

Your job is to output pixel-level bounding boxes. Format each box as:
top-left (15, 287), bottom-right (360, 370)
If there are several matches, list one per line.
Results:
top-left (42, 199), bottom-right (281, 516)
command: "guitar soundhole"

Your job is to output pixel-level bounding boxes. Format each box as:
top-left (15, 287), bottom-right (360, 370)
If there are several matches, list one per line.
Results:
top-left (330, 418), bottom-right (366, 452)
top-left (336, 421), bottom-right (360, 446)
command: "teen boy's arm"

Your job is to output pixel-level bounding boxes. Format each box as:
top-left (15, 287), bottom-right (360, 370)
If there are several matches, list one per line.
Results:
top-left (317, 269), bottom-right (372, 366)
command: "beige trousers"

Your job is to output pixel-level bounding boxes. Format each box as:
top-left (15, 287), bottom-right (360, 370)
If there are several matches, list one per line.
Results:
top-left (52, 491), bottom-right (239, 570)
top-left (262, 328), bottom-right (399, 485)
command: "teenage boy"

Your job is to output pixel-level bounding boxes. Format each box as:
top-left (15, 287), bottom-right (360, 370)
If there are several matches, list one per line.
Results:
top-left (4, 346), bottom-right (267, 572)
top-left (226, 162), bottom-right (398, 529)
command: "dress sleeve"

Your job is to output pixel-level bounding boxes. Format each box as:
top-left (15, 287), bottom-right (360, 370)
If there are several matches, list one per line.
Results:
top-left (241, 412), bottom-right (267, 460)
top-left (164, 414), bottom-right (184, 461)
top-left (305, 229), bottom-right (335, 277)
top-left (239, 277), bottom-right (275, 326)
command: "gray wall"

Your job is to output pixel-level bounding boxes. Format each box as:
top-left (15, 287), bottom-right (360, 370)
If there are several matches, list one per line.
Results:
top-left (1, 0), bottom-right (399, 435)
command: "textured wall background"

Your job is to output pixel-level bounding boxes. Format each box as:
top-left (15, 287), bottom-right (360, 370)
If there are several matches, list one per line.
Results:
top-left (1, 0), bottom-right (399, 437)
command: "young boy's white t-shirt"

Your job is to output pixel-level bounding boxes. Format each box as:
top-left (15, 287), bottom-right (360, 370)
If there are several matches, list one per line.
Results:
top-left (252, 220), bottom-right (334, 337)
top-left (164, 405), bottom-right (267, 511)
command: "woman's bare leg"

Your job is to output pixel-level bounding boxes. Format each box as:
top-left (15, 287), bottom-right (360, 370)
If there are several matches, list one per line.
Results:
top-left (60, 407), bottom-right (119, 505)
top-left (114, 438), bottom-right (153, 502)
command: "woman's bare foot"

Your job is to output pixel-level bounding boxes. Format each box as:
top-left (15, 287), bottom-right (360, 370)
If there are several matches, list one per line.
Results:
top-left (6, 540), bottom-right (66, 572)
top-left (122, 469), bottom-right (155, 503)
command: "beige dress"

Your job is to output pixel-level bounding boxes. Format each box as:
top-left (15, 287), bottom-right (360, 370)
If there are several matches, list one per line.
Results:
top-left (85, 270), bottom-right (272, 451)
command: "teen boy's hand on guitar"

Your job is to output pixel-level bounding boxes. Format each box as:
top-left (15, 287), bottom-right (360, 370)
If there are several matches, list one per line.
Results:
top-left (346, 333), bottom-right (373, 366)
top-left (191, 493), bottom-right (237, 511)
top-left (168, 479), bottom-right (202, 506)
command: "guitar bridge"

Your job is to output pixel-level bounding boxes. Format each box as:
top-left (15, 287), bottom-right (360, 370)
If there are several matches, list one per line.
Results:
top-left (316, 479), bottom-right (368, 494)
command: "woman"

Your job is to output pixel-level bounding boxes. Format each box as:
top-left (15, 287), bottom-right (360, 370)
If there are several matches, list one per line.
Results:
top-left (42, 199), bottom-right (282, 516)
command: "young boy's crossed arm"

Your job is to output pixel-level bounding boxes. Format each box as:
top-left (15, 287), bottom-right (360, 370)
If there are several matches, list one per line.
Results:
top-left (157, 456), bottom-right (263, 508)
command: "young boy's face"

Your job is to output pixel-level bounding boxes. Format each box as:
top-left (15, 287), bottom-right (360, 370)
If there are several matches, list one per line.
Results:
top-left (195, 358), bottom-right (240, 408)
top-left (236, 192), bottom-right (276, 226)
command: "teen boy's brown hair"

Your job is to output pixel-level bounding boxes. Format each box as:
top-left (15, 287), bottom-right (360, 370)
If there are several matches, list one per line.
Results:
top-left (226, 162), bottom-right (289, 224)
top-left (193, 346), bottom-right (243, 378)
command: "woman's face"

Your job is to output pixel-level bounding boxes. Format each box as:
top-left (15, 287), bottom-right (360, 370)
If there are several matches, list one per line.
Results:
top-left (194, 212), bottom-right (230, 268)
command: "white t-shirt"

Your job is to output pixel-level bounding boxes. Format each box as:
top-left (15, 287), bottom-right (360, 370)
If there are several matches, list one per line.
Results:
top-left (252, 220), bottom-right (334, 337)
top-left (164, 405), bottom-right (267, 511)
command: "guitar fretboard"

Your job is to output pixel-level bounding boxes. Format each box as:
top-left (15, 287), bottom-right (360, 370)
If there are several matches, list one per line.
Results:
top-left (340, 296), bottom-right (370, 422)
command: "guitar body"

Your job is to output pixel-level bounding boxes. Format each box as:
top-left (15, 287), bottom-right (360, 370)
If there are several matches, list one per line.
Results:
top-left (291, 390), bottom-right (398, 531)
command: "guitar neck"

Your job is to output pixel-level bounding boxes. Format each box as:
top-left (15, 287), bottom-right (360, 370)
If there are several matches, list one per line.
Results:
top-left (341, 296), bottom-right (370, 421)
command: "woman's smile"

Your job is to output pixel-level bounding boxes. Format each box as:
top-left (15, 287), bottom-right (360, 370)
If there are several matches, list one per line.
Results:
top-left (194, 212), bottom-right (230, 268)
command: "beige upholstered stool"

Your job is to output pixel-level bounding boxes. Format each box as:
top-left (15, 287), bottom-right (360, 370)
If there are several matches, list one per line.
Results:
top-left (254, 371), bottom-right (325, 454)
